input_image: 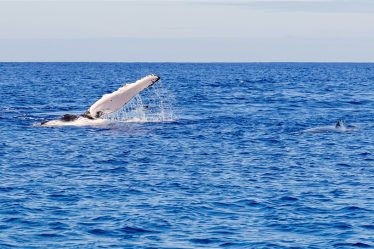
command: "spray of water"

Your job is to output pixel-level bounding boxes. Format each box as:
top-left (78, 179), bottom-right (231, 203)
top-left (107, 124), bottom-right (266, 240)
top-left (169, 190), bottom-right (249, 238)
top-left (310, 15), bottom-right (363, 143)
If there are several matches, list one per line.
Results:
top-left (103, 80), bottom-right (175, 122)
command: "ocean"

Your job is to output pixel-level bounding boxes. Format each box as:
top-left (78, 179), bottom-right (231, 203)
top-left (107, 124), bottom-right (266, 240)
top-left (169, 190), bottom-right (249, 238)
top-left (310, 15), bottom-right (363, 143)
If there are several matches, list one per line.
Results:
top-left (0, 63), bottom-right (373, 248)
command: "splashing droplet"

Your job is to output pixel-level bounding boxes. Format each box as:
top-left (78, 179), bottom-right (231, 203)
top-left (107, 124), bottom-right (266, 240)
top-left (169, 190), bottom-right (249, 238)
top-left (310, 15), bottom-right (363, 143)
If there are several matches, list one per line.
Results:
top-left (103, 80), bottom-right (175, 122)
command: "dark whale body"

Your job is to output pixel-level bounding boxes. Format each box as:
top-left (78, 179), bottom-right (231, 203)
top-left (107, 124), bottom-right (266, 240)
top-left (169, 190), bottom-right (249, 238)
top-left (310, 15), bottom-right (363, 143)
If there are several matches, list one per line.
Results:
top-left (41, 113), bottom-right (90, 125)
top-left (304, 120), bottom-right (357, 133)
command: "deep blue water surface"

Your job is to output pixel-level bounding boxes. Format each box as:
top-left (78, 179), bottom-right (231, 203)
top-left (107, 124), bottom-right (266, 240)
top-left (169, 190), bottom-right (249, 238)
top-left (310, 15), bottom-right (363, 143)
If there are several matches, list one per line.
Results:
top-left (0, 63), bottom-right (373, 248)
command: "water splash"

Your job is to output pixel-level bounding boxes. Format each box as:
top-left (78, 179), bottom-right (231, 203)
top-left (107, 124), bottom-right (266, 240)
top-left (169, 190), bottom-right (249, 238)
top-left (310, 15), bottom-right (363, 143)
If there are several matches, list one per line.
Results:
top-left (103, 80), bottom-right (175, 122)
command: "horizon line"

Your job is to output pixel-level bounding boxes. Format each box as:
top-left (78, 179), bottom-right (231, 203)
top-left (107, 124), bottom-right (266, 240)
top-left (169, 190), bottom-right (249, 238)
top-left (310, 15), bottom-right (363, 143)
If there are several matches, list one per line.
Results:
top-left (1, 61), bottom-right (374, 64)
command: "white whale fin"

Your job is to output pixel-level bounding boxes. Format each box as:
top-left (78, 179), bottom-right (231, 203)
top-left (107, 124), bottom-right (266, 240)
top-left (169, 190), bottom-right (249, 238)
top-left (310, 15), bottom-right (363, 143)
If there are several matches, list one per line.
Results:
top-left (86, 74), bottom-right (160, 118)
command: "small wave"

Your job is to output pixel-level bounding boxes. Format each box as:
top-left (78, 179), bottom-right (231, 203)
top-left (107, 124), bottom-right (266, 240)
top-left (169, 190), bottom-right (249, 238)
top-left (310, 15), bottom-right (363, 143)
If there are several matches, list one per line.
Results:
top-left (338, 206), bottom-right (371, 213)
top-left (333, 242), bottom-right (372, 248)
top-left (242, 78), bottom-right (277, 84)
top-left (119, 226), bottom-right (155, 235)
top-left (36, 233), bottom-right (65, 238)
top-left (87, 228), bottom-right (115, 236)
top-left (190, 238), bottom-right (221, 245)
top-left (279, 196), bottom-right (299, 202)
top-left (332, 222), bottom-right (353, 230)
top-left (360, 224), bottom-right (374, 230)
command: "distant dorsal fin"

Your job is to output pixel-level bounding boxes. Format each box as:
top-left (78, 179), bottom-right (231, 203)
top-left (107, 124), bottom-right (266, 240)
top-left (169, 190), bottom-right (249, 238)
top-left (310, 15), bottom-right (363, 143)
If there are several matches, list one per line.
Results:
top-left (335, 120), bottom-right (346, 129)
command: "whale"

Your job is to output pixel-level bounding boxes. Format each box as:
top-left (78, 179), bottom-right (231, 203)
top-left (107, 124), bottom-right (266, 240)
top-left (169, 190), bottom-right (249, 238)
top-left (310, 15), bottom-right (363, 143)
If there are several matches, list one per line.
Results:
top-left (41, 74), bottom-right (160, 127)
top-left (303, 120), bottom-right (357, 133)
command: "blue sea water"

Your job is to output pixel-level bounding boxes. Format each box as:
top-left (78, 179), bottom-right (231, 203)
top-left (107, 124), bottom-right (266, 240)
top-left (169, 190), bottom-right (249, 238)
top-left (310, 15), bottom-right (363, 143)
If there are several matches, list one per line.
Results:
top-left (0, 62), bottom-right (373, 248)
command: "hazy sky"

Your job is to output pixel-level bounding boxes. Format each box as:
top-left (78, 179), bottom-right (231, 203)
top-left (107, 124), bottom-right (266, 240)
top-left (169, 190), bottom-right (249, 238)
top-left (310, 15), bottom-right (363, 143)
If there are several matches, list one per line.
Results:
top-left (0, 0), bottom-right (373, 62)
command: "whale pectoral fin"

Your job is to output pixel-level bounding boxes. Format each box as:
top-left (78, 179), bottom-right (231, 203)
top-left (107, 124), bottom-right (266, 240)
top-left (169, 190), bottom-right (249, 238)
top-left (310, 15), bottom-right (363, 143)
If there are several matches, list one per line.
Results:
top-left (87, 74), bottom-right (160, 118)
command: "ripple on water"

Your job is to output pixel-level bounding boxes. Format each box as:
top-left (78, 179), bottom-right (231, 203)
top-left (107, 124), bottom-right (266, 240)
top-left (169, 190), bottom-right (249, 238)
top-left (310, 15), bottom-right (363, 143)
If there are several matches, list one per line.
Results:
top-left (0, 63), bottom-right (373, 248)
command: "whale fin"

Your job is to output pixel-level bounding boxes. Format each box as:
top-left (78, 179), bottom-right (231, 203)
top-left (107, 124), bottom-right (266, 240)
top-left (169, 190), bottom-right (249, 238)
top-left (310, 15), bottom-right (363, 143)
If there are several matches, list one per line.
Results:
top-left (335, 119), bottom-right (346, 129)
top-left (86, 74), bottom-right (160, 118)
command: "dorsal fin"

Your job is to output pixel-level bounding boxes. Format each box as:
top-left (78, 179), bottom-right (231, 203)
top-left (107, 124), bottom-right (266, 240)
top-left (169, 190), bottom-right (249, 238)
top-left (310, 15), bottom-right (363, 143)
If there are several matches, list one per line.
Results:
top-left (335, 120), bottom-right (346, 129)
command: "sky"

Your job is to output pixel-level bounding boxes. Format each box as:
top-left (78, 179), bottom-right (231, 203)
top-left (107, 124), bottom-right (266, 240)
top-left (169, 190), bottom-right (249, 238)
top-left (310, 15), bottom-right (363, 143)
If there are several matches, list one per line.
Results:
top-left (0, 0), bottom-right (373, 62)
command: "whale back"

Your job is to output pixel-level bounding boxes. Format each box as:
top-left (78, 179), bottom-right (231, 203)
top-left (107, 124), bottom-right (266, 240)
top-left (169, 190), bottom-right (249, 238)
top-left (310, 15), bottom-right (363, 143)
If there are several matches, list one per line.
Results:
top-left (60, 114), bottom-right (79, 122)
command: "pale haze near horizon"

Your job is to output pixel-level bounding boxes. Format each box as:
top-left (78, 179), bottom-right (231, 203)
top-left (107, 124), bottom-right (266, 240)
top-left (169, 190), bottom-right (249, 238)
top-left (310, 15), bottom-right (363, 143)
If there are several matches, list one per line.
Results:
top-left (0, 0), bottom-right (373, 62)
